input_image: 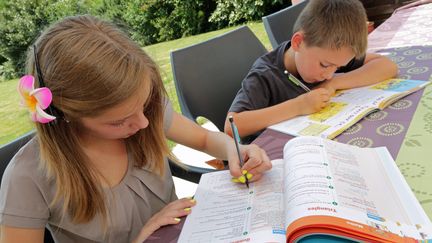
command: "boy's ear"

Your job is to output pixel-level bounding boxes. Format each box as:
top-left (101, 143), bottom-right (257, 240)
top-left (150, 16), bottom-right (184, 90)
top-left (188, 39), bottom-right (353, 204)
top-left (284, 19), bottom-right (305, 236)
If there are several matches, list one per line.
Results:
top-left (291, 32), bottom-right (304, 51)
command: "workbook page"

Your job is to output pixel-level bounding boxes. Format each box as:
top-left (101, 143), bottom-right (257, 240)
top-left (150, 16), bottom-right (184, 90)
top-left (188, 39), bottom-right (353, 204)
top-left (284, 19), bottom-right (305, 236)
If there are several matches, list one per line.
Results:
top-left (178, 160), bottom-right (286, 243)
top-left (268, 79), bottom-right (429, 139)
top-left (282, 136), bottom-right (432, 240)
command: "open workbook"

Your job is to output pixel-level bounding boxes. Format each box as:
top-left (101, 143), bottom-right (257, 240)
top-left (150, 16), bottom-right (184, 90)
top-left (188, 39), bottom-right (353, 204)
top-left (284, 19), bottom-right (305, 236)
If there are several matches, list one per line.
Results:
top-left (177, 136), bottom-right (432, 243)
top-left (269, 78), bottom-right (431, 139)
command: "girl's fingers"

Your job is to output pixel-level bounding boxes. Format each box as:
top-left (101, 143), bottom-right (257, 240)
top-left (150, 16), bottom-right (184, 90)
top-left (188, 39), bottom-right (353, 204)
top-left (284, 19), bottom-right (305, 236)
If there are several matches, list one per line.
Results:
top-left (241, 145), bottom-right (268, 170)
top-left (245, 151), bottom-right (271, 176)
top-left (228, 158), bottom-right (242, 178)
top-left (156, 199), bottom-right (196, 226)
top-left (247, 173), bottom-right (262, 182)
top-left (166, 217), bottom-right (182, 225)
top-left (229, 144), bottom-right (271, 184)
top-left (167, 198), bottom-right (196, 210)
top-left (174, 207), bottom-right (193, 218)
top-left (247, 162), bottom-right (272, 177)
top-left (158, 200), bottom-right (196, 221)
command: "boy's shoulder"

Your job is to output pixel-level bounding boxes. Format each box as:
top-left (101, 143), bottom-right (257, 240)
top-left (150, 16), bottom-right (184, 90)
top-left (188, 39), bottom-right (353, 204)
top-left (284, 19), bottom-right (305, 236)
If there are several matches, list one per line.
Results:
top-left (249, 41), bottom-right (291, 76)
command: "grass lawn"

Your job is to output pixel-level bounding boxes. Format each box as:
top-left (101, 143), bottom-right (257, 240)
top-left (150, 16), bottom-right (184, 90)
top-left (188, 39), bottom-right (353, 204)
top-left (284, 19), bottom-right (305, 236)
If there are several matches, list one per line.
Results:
top-left (0, 79), bottom-right (35, 145)
top-left (0, 22), bottom-right (270, 146)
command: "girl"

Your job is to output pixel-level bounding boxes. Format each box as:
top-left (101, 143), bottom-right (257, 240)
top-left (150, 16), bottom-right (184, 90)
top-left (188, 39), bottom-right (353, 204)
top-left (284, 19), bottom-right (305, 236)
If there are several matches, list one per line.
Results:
top-left (0, 15), bottom-right (271, 242)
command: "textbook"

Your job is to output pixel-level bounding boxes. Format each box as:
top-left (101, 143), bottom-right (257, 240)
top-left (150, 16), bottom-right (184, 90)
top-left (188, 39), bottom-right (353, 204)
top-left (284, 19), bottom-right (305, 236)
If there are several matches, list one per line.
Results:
top-left (268, 78), bottom-right (431, 139)
top-left (177, 136), bottom-right (432, 243)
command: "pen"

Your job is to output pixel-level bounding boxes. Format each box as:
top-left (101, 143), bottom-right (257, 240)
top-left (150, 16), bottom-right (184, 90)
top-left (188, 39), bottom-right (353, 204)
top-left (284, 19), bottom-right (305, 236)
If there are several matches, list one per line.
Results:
top-left (284, 70), bottom-right (311, 92)
top-left (228, 115), bottom-right (249, 188)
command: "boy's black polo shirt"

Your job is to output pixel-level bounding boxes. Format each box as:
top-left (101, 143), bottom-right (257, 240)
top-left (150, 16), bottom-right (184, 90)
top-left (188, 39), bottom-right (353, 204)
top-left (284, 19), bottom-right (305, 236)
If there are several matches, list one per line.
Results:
top-left (229, 40), bottom-right (365, 143)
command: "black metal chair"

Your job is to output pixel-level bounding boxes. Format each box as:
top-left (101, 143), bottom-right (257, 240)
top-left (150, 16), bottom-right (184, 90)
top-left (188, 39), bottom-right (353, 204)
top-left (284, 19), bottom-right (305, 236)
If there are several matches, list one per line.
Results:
top-left (0, 132), bottom-right (55, 243)
top-left (170, 25), bottom-right (267, 132)
top-left (0, 132), bottom-right (35, 181)
top-left (262, 0), bottom-right (308, 49)
top-left (170, 26), bottom-right (267, 176)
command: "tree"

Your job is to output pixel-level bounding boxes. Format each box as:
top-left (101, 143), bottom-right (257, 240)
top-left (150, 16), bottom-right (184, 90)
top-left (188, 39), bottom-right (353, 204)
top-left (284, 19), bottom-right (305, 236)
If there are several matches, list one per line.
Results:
top-left (0, 0), bottom-right (95, 78)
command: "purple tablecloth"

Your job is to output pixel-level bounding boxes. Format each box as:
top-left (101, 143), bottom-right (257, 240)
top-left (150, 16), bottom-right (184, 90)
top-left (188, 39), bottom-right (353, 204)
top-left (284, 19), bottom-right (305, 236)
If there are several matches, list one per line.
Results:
top-left (145, 4), bottom-right (432, 242)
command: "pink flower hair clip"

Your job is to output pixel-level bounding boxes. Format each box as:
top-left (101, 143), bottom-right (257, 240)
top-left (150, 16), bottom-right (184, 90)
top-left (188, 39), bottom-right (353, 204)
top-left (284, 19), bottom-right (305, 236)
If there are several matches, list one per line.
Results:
top-left (18, 75), bottom-right (56, 123)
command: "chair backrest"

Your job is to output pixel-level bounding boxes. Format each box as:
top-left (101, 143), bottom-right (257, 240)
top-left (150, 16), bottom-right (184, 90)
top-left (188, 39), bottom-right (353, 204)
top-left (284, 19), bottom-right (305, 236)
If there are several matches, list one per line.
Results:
top-left (0, 132), bottom-right (57, 243)
top-left (170, 26), bottom-right (267, 132)
top-left (0, 132), bottom-right (35, 183)
top-left (262, 0), bottom-right (308, 49)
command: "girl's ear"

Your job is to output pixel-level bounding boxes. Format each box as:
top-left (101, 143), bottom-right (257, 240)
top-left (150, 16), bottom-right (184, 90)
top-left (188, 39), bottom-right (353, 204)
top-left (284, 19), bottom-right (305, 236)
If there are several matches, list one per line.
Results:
top-left (291, 31), bottom-right (304, 51)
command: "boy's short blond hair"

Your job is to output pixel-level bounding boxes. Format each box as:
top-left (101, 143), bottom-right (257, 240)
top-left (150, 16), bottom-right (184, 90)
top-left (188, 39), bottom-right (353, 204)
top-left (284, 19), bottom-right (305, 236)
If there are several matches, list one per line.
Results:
top-left (293, 0), bottom-right (368, 58)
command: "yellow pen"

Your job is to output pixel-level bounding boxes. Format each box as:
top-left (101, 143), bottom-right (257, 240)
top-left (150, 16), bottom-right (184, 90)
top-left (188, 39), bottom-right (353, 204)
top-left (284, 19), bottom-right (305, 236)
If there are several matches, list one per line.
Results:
top-left (228, 115), bottom-right (249, 188)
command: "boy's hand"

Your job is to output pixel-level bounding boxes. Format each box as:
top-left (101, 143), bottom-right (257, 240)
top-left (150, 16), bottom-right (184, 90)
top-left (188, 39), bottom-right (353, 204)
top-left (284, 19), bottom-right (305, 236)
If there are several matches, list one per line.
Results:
top-left (297, 88), bottom-right (331, 115)
top-left (315, 80), bottom-right (336, 96)
top-left (133, 198), bottom-right (196, 242)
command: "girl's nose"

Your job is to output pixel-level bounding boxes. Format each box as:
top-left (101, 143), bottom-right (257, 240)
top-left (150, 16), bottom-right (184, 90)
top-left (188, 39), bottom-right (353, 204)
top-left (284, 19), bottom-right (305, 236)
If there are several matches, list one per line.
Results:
top-left (132, 112), bottom-right (149, 130)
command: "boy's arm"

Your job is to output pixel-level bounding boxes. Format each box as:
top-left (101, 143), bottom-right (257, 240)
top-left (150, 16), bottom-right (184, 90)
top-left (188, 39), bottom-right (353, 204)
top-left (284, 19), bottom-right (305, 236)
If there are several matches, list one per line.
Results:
top-left (224, 88), bottom-right (331, 138)
top-left (324, 53), bottom-right (398, 91)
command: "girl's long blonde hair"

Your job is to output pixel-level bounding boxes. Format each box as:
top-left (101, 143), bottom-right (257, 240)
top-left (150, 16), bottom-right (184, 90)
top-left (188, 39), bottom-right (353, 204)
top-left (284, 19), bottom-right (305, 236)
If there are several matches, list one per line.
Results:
top-left (27, 15), bottom-right (171, 223)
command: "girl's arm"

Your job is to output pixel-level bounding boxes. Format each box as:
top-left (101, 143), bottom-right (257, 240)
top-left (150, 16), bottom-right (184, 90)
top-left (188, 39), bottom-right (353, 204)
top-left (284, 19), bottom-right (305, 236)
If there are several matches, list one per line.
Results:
top-left (0, 226), bottom-right (44, 243)
top-left (166, 112), bottom-right (271, 180)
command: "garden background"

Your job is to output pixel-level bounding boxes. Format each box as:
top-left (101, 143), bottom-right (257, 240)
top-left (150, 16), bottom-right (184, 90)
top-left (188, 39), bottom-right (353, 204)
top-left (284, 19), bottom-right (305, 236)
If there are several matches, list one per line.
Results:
top-left (0, 0), bottom-right (286, 145)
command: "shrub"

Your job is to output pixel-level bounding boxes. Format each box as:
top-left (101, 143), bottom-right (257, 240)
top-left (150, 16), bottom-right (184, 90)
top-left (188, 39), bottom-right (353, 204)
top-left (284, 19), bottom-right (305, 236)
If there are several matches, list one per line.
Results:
top-left (209, 0), bottom-right (289, 27)
top-left (120, 0), bottom-right (216, 45)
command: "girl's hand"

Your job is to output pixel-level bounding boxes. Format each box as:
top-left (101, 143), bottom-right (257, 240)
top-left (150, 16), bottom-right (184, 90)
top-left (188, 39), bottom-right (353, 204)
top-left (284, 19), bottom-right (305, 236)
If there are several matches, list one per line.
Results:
top-left (133, 198), bottom-right (196, 243)
top-left (296, 88), bottom-right (331, 115)
top-left (228, 143), bottom-right (271, 182)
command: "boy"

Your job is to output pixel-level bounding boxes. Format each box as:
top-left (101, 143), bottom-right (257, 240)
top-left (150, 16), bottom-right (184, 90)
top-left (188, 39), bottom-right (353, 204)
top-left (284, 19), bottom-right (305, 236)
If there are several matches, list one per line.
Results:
top-left (225, 0), bottom-right (398, 143)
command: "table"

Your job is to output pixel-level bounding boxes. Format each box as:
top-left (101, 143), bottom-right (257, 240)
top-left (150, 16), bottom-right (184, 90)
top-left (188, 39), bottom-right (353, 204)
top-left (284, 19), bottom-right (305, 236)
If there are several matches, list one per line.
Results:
top-left (145, 4), bottom-right (432, 242)
top-left (255, 3), bottom-right (432, 219)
